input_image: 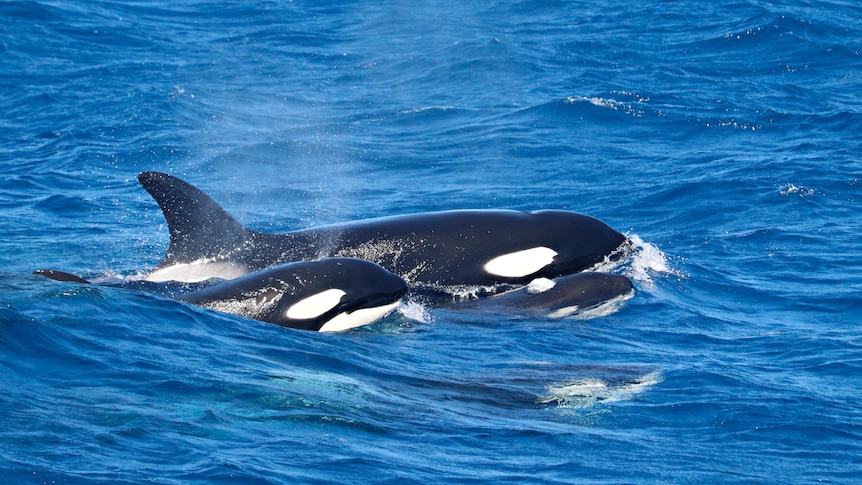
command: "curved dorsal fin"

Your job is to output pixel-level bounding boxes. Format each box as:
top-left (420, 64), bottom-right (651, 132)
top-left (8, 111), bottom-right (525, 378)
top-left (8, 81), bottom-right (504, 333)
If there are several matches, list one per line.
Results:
top-left (138, 172), bottom-right (252, 267)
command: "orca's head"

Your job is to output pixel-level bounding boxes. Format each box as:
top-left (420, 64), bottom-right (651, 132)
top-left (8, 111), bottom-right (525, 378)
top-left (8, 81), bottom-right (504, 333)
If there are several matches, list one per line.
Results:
top-left (194, 258), bottom-right (407, 332)
top-left (268, 258), bottom-right (408, 332)
top-left (465, 271), bottom-right (634, 319)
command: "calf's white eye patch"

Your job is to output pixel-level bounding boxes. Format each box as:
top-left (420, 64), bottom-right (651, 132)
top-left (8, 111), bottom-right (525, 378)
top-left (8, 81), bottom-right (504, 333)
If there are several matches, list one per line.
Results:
top-left (317, 300), bottom-right (402, 333)
top-left (483, 247), bottom-right (558, 278)
top-left (285, 289), bottom-right (346, 319)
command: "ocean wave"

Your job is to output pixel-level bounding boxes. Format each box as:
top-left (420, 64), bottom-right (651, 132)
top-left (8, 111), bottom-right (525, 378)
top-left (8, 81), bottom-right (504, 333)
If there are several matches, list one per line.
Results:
top-left (3, 0), bottom-right (861, 481)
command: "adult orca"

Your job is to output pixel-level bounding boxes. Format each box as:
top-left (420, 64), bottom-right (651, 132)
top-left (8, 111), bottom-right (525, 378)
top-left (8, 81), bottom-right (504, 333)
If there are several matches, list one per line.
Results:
top-left (457, 272), bottom-right (634, 319)
top-left (138, 172), bottom-right (629, 297)
top-left (35, 258), bottom-right (408, 332)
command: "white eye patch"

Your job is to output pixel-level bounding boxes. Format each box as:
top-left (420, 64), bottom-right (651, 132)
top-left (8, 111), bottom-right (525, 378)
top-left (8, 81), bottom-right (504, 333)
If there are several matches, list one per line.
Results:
top-left (483, 247), bottom-right (558, 278)
top-left (317, 300), bottom-right (402, 333)
top-left (285, 289), bottom-right (346, 320)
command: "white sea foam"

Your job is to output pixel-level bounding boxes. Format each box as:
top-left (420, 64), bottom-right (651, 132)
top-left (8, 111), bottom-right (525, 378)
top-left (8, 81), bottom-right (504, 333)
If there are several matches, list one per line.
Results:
top-left (397, 300), bottom-right (432, 324)
top-left (565, 96), bottom-right (645, 117)
top-left (443, 284), bottom-right (505, 302)
top-left (593, 234), bottom-right (683, 288)
top-left (627, 234), bottom-right (680, 284)
top-left (539, 370), bottom-right (663, 409)
top-left (87, 269), bottom-right (149, 284)
top-left (399, 105), bottom-right (458, 114)
top-left (780, 183), bottom-right (816, 197)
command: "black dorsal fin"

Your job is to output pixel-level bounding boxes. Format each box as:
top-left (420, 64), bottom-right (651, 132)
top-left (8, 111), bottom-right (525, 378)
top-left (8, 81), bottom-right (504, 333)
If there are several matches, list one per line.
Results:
top-left (138, 172), bottom-right (252, 267)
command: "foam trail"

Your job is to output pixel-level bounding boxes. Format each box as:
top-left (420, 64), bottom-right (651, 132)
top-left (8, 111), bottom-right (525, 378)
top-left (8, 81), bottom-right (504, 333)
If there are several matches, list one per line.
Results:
top-left (539, 370), bottom-right (663, 409)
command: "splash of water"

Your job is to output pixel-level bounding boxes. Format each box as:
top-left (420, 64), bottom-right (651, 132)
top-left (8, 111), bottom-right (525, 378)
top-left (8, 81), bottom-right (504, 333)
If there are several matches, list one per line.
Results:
top-left (590, 234), bottom-right (682, 288)
top-left (398, 300), bottom-right (432, 324)
top-left (626, 234), bottom-right (682, 285)
top-left (779, 183), bottom-right (816, 197)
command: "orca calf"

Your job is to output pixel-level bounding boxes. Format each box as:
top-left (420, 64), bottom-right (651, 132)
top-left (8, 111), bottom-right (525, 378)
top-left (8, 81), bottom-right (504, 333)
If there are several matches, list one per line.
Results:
top-left (138, 172), bottom-right (629, 297)
top-left (35, 258), bottom-right (408, 332)
top-left (457, 272), bottom-right (634, 319)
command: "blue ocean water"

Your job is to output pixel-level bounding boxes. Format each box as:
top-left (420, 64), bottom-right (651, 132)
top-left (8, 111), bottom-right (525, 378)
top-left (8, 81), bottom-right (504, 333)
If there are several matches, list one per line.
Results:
top-left (2, 0), bottom-right (861, 482)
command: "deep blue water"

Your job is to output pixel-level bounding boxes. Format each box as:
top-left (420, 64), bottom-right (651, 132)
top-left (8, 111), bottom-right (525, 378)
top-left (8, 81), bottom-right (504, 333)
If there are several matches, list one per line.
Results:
top-left (2, 0), bottom-right (862, 483)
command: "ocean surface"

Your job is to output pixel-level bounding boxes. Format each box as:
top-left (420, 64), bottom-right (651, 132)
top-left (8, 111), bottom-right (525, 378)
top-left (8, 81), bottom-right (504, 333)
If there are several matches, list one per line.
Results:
top-left (2, 0), bottom-right (861, 483)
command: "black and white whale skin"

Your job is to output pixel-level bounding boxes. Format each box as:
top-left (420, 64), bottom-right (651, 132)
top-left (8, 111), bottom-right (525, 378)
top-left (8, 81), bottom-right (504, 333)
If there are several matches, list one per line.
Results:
top-left (35, 258), bottom-right (408, 332)
top-left (138, 172), bottom-right (629, 296)
top-left (458, 272), bottom-right (635, 319)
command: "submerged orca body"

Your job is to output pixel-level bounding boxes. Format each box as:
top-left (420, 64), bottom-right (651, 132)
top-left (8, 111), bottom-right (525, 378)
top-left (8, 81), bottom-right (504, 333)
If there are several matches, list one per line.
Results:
top-left (35, 258), bottom-right (408, 332)
top-left (138, 172), bottom-right (629, 297)
top-left (459, 272), bottom-right (635, 319)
